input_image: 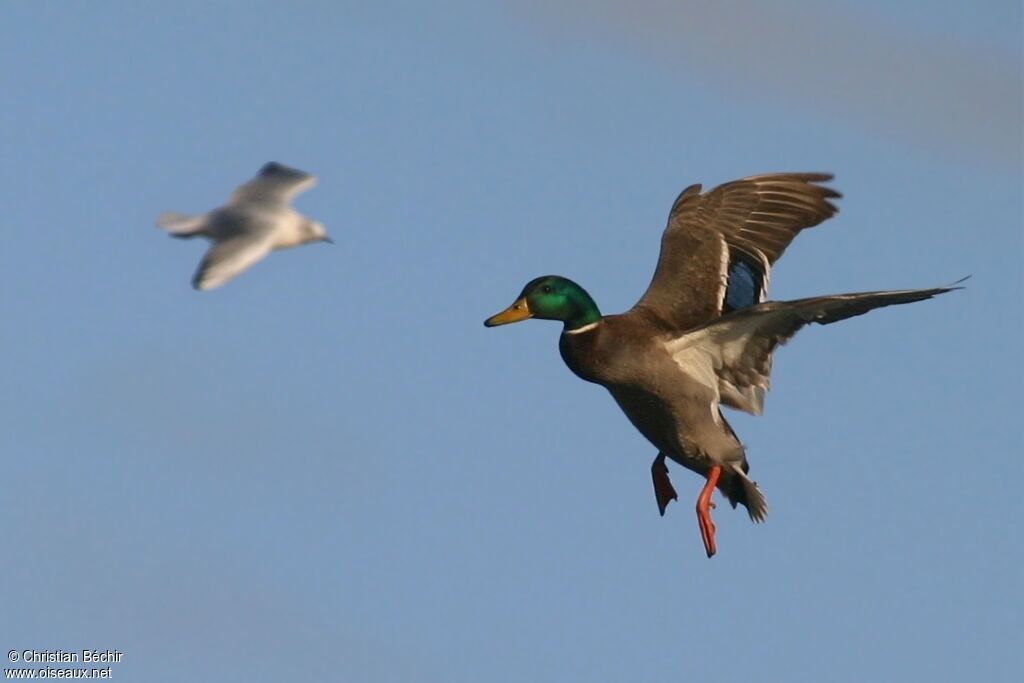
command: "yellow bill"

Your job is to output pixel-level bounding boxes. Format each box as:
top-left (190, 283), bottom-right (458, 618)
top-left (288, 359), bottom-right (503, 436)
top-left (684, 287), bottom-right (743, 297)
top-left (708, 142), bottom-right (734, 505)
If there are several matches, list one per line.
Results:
top-left (484, 297), bottom-right (532, 326)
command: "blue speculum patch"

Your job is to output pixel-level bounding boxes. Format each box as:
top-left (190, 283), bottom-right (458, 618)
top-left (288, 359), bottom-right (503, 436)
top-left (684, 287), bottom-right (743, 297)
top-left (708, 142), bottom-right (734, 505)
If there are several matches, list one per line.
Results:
top-left (723, 258), bottom-right (763, 313)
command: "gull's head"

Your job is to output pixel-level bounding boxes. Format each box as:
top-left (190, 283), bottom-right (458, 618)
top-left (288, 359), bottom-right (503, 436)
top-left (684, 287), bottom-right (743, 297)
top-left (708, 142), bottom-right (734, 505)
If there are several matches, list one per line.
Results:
top-left (303, 220), bottom-right (333, 245)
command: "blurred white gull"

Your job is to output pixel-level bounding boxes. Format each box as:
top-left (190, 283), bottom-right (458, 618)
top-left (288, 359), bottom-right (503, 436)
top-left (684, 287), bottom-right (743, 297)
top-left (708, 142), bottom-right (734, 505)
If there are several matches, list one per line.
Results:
top-left (157, 162), bottom-right (331, 290)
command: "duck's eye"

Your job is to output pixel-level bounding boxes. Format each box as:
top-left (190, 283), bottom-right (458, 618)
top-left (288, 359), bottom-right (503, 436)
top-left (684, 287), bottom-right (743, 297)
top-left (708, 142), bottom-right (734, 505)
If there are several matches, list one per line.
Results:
top-left (541, 285), bottom-right (553, 294)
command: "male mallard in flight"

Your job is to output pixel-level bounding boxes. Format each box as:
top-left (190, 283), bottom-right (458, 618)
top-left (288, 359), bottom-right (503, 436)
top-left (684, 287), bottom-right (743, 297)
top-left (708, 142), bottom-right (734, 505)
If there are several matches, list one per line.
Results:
top-left (485, 173), bottom-right (957, 558)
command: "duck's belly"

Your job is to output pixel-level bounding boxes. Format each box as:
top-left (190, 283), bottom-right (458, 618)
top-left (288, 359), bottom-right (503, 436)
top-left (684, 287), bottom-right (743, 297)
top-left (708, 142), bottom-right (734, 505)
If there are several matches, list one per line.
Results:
top-left (608, 374), bottom-right (748, 475)
top-left (605, 386), bottom-right (707, 470)
top-left (559, 318), bottom-right (740, 472)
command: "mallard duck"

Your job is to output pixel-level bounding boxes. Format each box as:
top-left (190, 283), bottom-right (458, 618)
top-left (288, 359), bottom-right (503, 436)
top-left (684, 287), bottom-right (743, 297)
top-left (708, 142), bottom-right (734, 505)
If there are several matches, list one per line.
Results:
top-left (157, 162), bottom-right (331, 290)
top-left (485, 172), bottom-right (957, 557)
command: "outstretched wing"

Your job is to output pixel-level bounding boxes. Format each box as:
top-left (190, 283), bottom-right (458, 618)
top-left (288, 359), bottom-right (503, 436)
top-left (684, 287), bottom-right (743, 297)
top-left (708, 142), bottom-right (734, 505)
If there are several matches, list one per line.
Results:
top-left (665, 285), bottom-right (960, 415)
top-left (631, 173), bottom-right (840, 330)
top-left (192, 233), bottom-right (274, 291)
top-left (229, 162), bottom-right (317, 206)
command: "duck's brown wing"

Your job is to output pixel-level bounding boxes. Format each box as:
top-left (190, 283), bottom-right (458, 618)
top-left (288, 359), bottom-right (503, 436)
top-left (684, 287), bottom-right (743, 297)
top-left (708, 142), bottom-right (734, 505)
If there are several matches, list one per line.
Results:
top-left (664, 285), bottom-right (960, 415)
top-left (630, 173), bottom-right (840, 331)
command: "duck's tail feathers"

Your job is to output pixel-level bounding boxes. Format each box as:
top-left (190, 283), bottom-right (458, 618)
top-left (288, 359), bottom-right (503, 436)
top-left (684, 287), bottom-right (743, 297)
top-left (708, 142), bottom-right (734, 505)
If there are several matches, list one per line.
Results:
top-left (156, 211), bottom-right (208, 238)
top-left (724, 463), bottom-right (768, 523)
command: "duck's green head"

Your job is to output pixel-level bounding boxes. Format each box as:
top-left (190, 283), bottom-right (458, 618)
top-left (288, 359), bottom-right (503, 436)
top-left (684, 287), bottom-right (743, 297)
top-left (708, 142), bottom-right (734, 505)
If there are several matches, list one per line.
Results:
top-left (484, 275), bottom-right (601, 331)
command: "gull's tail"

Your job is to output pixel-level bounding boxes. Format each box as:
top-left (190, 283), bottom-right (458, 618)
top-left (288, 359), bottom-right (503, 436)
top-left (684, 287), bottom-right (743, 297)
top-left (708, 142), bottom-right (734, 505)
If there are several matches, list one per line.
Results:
top-left (156, 211), bottom-right (208, 238)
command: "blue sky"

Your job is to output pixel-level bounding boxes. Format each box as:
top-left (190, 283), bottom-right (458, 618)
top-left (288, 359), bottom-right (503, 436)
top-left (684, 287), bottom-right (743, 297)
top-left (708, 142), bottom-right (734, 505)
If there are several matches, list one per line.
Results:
top-left (1, 2), bottom-right (1020, 681)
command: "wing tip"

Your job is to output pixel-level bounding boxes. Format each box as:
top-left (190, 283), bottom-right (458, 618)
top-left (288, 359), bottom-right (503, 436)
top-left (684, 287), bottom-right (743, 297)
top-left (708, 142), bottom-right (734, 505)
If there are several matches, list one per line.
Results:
top-left (259, 161), bottom-right (286, 176)
top-left (948, 274), bottom-right (971, 289)
top-left (191, 270), bottom-right (221, 291)
top-left (258, 161), bottom-right (315, 182)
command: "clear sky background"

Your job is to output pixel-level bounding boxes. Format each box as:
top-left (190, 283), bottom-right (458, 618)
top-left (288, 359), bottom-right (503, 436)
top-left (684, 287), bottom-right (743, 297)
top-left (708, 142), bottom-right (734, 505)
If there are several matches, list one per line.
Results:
top-left (1, 2), bottom-right (1021, 681)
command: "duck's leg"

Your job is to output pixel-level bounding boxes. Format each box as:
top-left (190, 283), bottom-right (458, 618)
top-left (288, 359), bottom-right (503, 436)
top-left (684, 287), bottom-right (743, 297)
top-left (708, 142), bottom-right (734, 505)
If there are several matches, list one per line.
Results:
top-left (651, 452), bottom-right (678, 516)
top-left (696, 465), bottom-right (721, 558)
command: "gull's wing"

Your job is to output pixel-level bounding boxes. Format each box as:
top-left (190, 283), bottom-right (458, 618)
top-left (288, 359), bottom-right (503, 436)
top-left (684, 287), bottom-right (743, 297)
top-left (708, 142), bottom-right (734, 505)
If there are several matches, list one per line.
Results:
top-left (665, 285), bottom-right (959, 415)
top-left (630, 173), bottom-right (840, 331)
top-left (228, 162), bottom-right (317, 206)
top-left (192, 233), bottom-right (274, 291)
